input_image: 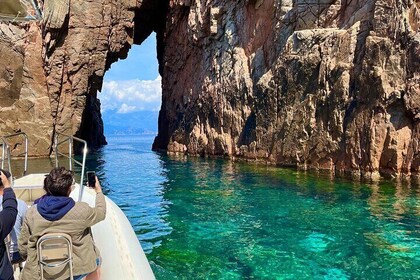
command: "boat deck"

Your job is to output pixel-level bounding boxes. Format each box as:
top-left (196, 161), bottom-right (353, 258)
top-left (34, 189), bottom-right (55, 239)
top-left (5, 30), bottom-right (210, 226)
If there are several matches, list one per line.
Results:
top-left (13, 174), bottom-right (155, 280)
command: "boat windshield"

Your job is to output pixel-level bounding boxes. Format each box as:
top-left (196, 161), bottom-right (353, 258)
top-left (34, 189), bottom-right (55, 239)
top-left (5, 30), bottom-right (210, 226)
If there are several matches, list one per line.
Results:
top-left (0, 0), bottom-right (42, 21)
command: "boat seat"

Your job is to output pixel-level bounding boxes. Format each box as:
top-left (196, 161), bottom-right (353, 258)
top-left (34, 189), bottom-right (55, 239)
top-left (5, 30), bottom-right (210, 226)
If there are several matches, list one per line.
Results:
top-left (37, 233), bottom-right (74, 280)
top-left (14, 187), bottom-right (45, 204)
top-left (13, 173), bottom-right (46, 204)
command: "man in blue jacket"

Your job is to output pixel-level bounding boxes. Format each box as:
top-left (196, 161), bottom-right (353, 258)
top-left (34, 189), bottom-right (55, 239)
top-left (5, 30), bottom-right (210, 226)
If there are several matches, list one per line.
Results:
top-left (0, 170), bottom-right (18, 280)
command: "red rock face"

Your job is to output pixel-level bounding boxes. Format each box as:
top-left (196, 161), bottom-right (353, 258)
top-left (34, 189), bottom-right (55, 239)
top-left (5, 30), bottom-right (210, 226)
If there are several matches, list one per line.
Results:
top-left (0, 0), bottom-right (167, 154)
top-left (0, 0), bottom-right (418, 180)
top-left (0, 0), bottom-right (138, 153)
top-left (153, 0), bottom-right (419, 180)
top-left (0, 23), bottom-right (52, 155)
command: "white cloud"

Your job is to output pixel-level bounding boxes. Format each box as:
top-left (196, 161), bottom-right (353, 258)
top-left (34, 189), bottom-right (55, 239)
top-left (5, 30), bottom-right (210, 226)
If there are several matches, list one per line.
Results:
top-left (117, 103), bottom-right (137, 113)
top-left (99, 76), bottom-right (162, 113)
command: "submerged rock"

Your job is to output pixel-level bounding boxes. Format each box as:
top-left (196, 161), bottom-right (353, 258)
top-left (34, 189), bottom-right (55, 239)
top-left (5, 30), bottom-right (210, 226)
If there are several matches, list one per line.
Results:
top-left (0, 0), bottom-right (418, 179)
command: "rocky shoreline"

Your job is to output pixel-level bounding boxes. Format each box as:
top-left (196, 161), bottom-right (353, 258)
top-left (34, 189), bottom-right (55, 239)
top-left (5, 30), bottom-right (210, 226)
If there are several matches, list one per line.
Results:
top-left (164, 150), bottom-right (420, 183)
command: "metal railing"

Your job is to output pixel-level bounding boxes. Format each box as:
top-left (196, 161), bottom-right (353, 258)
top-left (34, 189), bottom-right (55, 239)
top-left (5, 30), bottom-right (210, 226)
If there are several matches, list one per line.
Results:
top-left (0, 132), bottom-right (29, 181)
top-left (54, 132), bottom-right (87, 202)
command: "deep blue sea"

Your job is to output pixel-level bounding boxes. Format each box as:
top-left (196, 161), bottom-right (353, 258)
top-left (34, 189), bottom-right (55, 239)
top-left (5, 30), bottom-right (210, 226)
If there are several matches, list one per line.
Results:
top-left (14, 134), bottom-right (420, 279)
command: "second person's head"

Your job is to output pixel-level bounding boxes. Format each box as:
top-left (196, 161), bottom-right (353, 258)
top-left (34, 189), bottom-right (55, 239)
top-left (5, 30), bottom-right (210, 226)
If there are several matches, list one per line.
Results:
top-left (44, 167), bottom-right (74, 197)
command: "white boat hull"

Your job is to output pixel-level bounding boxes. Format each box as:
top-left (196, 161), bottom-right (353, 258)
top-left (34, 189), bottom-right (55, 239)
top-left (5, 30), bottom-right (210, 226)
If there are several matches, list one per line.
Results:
top-left (71, 186), bottom-right (156, 280)
top-left (13, 174), bottom-right (156, 280)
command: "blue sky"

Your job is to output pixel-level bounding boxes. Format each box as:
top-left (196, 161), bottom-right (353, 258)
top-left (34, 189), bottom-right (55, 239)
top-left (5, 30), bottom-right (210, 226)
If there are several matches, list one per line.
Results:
top-left (99, 33), bottom-right (162, 113)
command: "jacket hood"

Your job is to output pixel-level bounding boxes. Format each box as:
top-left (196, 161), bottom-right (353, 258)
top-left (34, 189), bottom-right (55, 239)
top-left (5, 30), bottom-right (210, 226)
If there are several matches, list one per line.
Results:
top-left (36, 195), bottom-right (75, 221)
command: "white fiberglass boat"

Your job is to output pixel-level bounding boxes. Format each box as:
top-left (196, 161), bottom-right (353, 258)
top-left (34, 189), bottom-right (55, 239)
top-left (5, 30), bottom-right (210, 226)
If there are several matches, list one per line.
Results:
top-left (1, 132), bottom-right (156, 280)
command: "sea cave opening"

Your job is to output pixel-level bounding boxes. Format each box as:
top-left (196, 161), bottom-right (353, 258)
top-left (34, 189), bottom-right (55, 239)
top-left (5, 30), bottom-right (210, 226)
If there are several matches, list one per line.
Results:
top-left (98, 33), bottom-right (161, 140)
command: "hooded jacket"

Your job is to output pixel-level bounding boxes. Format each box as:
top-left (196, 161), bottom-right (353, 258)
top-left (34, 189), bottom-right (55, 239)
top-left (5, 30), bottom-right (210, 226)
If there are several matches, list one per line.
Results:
top-left (0, 188), bottom-right (18, 280)
top-left (18, 192), bottom-right (106, 280)
top-left (35, 195), bottom-right (75, 221)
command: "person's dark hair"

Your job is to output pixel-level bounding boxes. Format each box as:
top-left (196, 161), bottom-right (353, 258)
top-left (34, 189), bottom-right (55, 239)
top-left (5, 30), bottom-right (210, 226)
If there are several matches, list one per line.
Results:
top-left (44, 167), bottom-right (74, 196)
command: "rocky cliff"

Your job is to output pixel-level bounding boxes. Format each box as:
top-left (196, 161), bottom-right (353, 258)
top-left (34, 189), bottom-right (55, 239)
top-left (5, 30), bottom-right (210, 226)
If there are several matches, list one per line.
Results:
top-left (0, 0), bottom-right (167, 154)
top-left (153, 0), bottom-right (420, 180)
top-left (0, 0), bottom-right (418, 179)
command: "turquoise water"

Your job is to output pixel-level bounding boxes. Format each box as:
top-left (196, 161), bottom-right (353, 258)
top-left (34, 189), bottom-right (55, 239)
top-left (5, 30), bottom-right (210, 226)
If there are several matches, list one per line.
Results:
top-left (12, 135), bottom-right (420, 279)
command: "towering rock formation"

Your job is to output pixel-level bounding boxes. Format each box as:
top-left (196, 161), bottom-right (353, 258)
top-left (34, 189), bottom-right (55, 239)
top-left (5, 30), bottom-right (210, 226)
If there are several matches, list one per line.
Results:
top-left (154, 0), bottom-right (420, 179)
top-left (0, 0), bottom-right (166, 154)
top-left (2, 0), bottom-right (141, 155)
top-left (0, 0), bottom-right (418, 179)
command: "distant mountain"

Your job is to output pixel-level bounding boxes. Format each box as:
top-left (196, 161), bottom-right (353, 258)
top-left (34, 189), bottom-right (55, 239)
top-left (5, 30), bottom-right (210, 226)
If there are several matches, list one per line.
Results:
top-left (102, 110), bottom-right (159, 135)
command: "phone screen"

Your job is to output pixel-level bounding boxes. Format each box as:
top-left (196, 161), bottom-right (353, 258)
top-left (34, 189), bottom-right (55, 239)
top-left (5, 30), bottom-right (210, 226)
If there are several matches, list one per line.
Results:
top-left (87, 171), bottom-right (96, 187)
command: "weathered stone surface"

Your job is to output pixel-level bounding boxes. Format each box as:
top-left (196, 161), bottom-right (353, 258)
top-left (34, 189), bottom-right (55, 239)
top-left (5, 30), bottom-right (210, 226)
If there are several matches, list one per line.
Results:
top-left (0, 0), bottom-right (170, 155)
top-left (153, 0), bottom-right (419, 180)
top-left (0, 0), bottom-right (138, 154)
top-left (0, 0), bottom-right (418, 180)
top-left (0, 23), bottom-right (52, 155)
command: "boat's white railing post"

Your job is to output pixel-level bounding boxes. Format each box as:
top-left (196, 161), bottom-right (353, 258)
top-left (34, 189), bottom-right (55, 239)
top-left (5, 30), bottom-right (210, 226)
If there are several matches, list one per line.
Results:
top-left (54, 133), bottom-right (88, 201)
top-left (0, 139), bottom-right (13, 185)
top-left (6, 145), bottom-right (12, 186)
top-left (1, 137), bottom-right (8, 171)
top-left (69, 138), bottom-right (73, 171)
top-left (54, 134), bottom-right (59, 168)
top-left (7, 145), bottom-right (12, 183)
top-left (79, 146), bottom-right (87, 202)
top-left (1, 141), bottom-right (5, 170)
top-left (24, 135), bottom-right (28, 174)
top-left (0, 132), bottom-right (29, 179)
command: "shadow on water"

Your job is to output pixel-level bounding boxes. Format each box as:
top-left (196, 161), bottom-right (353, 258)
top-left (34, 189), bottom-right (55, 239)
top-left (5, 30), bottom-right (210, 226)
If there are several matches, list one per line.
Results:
top-left (8, 135), bottom-right (420, 279)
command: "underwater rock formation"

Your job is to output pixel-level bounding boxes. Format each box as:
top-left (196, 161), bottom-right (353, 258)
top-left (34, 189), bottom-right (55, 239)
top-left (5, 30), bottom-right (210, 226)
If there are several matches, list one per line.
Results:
top-left (0, 0), bottom-right (418, 179)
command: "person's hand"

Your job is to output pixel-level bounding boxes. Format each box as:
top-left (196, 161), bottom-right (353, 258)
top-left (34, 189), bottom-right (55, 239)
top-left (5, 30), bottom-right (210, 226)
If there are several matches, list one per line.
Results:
top-left (0, 171), bottom-right (11, 188)
top-left (94, 176), bottom-right (102, 194)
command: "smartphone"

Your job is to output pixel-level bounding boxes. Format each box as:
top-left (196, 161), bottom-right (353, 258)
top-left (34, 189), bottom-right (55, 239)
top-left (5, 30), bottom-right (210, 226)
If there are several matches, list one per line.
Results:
top-left (86, 171), bottom-right (96, 188)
